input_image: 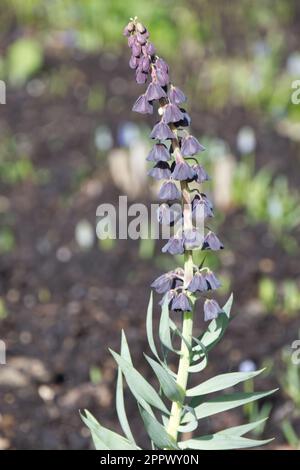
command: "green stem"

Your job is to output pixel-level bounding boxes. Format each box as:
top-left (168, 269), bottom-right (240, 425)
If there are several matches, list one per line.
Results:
top-left (166, 251), bottom-right (194, 443)
top-left (163, 136), bottom-right (195, 444)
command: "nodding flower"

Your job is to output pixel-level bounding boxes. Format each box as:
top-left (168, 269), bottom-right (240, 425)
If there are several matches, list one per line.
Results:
top-left (125, 18), bottom-right (223, 322)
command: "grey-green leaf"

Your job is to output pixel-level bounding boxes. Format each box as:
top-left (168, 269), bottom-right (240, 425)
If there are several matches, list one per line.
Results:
top-left (116, 332), bottom-right (136, 444)
top-left (159, 298), bottom-right (178, 354)
top-left (146, 292), bottom-right (159, 359)
top-left (179, 434), bottom-right (273, 450)
top-left (110, 349), bottom-right (169, 415)
top-left (186, 369), bottom-right (264, 397)
top-left (182, 389), bottom-right (277, 423)
top-left (139, 406), bottom-right (178, 450)
top-left (145, 354), bottom-right (183, 402)
top-left (80, 410), bottom-right (139, 450)
top-left (217, 418), bottom-right (268, 437)
top-left (120, 329), bottom-right (133, 364)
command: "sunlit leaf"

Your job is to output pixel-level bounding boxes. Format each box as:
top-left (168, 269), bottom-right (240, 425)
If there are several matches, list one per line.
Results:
top-left (116, 332), bottom-right (136, 444)
top-left (110, 349), bottom-right (169, 415)
top-left (145, 354), bottom-right (183, 402)
top-left (186, 369), bottom-right (264, 397)
top-left (80, 410), bottom-right (139, 450)
top-left (139, 406), bottom-right (178, 450)
top-left (179, 434), bottom-right (273, 450)
top-left (146, 292), bottom-right (160, 359)
top-left (182, 389), bottom-right (277, 423)
top-left (217, 418), bottom-right (268, 437)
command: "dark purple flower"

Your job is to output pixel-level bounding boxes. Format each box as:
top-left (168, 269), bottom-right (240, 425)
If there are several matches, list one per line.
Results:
top-left (129, 55), bottom-right (139, 69)
top-left (181, 135), bottom-right (205, 157)
top-left (192, 196), bottom-right (214, 220)
top-left (136, 31), bottom-right (149, 44)
top-left (156, 58), bottom-right (168, 73)
top-left (147, 143), bottom-right (170, 162)
top-left (152, 270), bottom-right (183, 294)
top-left (184, 228), bottom-right (203, 250)
top-left (145, 82), bottom-right (167, 101)
top-left (187, 272), bottom-right (208, 293)
top-left (202, 231), bottom-right (224, 251)
top-left (175, 109), bottom-right (191, 128)
top-left (159, 289), bottom-right (176, 307)
top-left (172, 161), bottom-right (195, 181)
top-left (132, 94), bottom-right (153, 114)
top-left (162, 235), bottom-right (184, 255)
top-left (128, 35), bottom-right (135, 47)
top-left (171, 292), bottom-right (192, 312)
top-left (193, 165), bottom-right (210, 183)
top-left (142, 42), bottom-right (156, 56)
top-left (151, 272), bottom-right (174, 294)
top-left (136, 22), bottom-right (146, 33)
top-left (132, 41), bottom-right (142, 57)
top-left (150, 121), bottom-right (175, 140)
top-left (168, 85), bottom-right (186, 105)
top-left (141, 56), bottom-right (150, 72)
top-left (163, 104), bottom-right (184, 124)
top-left (136, 70), bottom-right (148, 84)
top-left (205, 271), bottom-right (221, 290)
top-left (123, 26), bottom-right (130, 37)
top-left (155, 68), bottom-right (169, 86)
top-left (158, 181), bottom-right (181, 200)
top-left (192, 194), bottom-right (213, 218)
top-left (148, 161), bottom-right (171, 180)
top-left (127, 21), bottom-right (135, 32)
top-left (204, 299), bottom-right (222, 321)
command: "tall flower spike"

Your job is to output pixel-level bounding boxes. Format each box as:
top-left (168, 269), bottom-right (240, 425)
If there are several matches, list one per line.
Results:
top-left (82, 18), bottom-right (274, 452)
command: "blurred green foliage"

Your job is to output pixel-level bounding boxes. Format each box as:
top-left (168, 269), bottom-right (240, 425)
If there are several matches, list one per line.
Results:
top-left (233, 156), bottom-right (300, 250)
top-left (7, 38), bottom-right (43, 85)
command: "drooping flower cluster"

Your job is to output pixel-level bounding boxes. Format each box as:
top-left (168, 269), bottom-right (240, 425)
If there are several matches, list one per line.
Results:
top-left (124, 18), bottom-right (224, 320)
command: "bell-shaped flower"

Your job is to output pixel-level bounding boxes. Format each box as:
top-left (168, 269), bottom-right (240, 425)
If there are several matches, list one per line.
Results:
top-left (150, 121), bottom-right (175, 140)
top-left (202, 231), bottom-right (224, 251)
top-left (162, 235), bottom-right (184, 255)
top-left (148, 161), bottom-right (171, 180)
top-left (168, 85), bottom-right (186, 105)
top-left (146, 82), bottom-right (167, 101)
top-left (204, 299), bottom-right (222, 321)
top-left (172, 161), bottom-right (195, 181)
top-left (132, 94), bottom-right (153, 114)
top-left (181, 135), bottom-right (205, 157)
top-left (163, 104), bottom-right (184, 124)
top-left (158, 181), bottom-right (181, 201)
top-left (147, 143), bottom-right (170, 162)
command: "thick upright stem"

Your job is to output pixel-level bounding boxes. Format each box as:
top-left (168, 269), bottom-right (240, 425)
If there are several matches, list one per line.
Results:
top-left (166, 180), bottom-right (194, 443)
top-left (166, 252), bottom-right (194, 442)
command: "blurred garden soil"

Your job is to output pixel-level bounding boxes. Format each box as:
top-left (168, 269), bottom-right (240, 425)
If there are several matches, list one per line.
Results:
top-left (0, 50), bottom-right (299, 449)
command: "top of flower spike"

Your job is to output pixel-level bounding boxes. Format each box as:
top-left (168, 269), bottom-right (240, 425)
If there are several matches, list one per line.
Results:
top-left (124, 19), bottom-right (223, 319)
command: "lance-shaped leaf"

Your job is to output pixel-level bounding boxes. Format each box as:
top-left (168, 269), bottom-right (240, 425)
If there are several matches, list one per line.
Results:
top-left (146, 291), bottom-right (160, 359)
top-left (139, 406), bottom-right (178, 450)
top-left (189, 337), bottom-right (208, 373)
top-left (80, 410), bottom-right (139, 450)
top-left (182, 389), bottom-right (277, 423)
top-left (110, 349), bottom-right (169, 415)
top-left (179, 434), bottom-right (273, 450)
top-left (217, 418), bottom-right (268, 437)
top-left (144, 354), bottom-right (184, 402)
top-left (116, 331), bottom-right (136, 444)
top-left (159, 298), bottom-right (179, 355)
top-left (186, 369), bottom-right (264, 397)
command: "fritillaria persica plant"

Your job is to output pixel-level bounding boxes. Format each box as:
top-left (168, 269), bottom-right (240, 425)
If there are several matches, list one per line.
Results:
top-left (82, 18), bottom-right (276, 450)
